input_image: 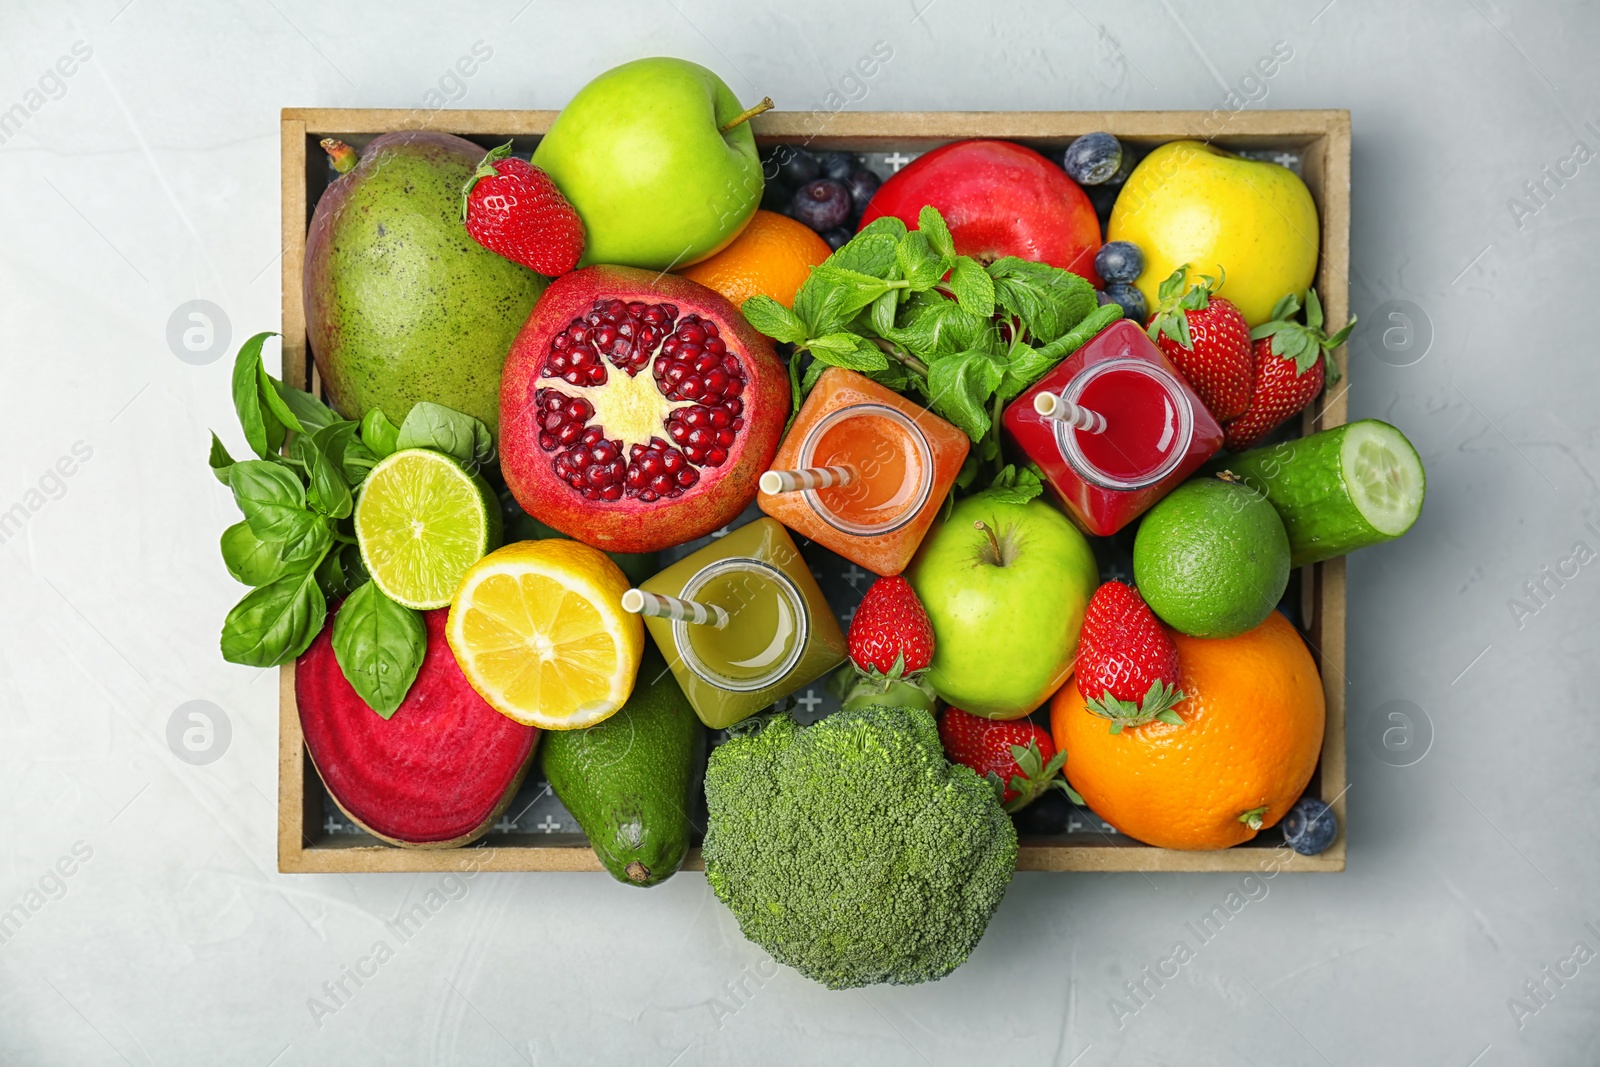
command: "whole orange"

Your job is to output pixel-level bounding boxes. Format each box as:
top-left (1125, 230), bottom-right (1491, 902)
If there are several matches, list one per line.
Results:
top-left (1050, 611), bottom-right (1325, 850)
top-left (678, 209), bottom-right (831, 310)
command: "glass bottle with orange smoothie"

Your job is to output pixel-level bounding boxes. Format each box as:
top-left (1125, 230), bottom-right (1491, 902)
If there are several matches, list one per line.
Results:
top-left (757, 368), bottom-right (969, 576)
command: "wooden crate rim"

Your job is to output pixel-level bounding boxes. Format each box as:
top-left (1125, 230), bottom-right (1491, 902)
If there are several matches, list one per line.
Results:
top-left (278, 107), bottom-right (1349, 874)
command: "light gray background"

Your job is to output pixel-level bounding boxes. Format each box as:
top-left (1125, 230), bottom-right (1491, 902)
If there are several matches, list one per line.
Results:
top-left (1, 1), bottom-right (1594, 1064)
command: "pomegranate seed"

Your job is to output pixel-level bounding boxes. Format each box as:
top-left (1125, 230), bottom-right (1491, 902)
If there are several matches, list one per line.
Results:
top-left (706, 447), bottom-right (728, 466)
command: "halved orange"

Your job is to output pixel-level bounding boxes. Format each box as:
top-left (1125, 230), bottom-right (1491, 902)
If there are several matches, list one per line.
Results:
top-left (446, 539), bottom-right (642, 729)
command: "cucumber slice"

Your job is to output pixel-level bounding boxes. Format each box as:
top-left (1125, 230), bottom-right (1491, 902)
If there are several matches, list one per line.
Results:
top-left (1219, 420), bottom-right (1425, 567)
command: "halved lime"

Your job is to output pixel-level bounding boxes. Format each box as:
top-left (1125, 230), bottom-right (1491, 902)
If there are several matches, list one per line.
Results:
top-left (355, 449), bottom-right (501, 610)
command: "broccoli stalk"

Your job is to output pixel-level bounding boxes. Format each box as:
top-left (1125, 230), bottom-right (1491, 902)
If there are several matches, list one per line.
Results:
top-left (702, 704), bottom-right (1018, 989)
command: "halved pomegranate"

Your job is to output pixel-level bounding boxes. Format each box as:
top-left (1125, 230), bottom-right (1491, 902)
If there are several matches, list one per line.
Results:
top-left (500, 266), bottom-right (790, 553)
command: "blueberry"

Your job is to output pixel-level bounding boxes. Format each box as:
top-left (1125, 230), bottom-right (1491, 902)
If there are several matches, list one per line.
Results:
top-left (1103, 281), bottom-right (1147, 321)
top-left (1095, 241), bottom-right (1144, 283)
top-left (773, 145), bottom-right (821, 186)
top-left (843, 167), bottom-right (881, 216)
top-left (821, 227), bottom-right (852, 250)
top-left (790, 178), bottom-right (853, 232)
top-left (1282, 797), bottom-right (1338, 856)
top-left (818, 151), bottom-right (854, 181)
top-left (1063, 132), bottom-right (1123, 185)
top-left (1011, 787), bottom-right (1071, 836)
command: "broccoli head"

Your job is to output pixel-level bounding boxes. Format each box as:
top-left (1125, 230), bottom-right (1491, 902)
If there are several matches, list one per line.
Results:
top-left (701, 704), bottom-right (1018, 989)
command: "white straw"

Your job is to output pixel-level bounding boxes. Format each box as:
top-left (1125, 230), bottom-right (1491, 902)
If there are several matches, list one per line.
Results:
top-left (1033, 392), bottom-right (1107, 433)
top-left (759, 466), bottom-right (857, 494)
top-left (621, 589), bottom-right (729, 627)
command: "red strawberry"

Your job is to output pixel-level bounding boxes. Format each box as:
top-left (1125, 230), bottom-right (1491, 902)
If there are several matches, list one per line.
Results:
top-left (461, 142), bottom-right (585, 276)
top-left (1224, 289), bottom-right (1354, 452)
top-left (938, 707), bottom-right (1083, 812)
top-left (1145, 265), bottom-right (1253, 421)
top-left (1075, 580), bottom-right (1186, 733)
top-left (847, 576), bottom-right (934, 679)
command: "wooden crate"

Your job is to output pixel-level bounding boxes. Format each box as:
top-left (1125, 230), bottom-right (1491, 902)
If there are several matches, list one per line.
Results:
top-left (278, 108), bottom-right (1350, 874)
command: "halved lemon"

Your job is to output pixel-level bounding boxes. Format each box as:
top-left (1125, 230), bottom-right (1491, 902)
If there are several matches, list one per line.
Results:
top-left (446, 539), bottom-right (643, 729)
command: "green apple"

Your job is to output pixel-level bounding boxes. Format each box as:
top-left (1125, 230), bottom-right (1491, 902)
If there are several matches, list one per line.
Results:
top-left (532, 57), bottom-right (764, 271)
top-left (907, 495), bottom-right (1099, 720)
top-left (1108, 140), bottom-right (1319, 326)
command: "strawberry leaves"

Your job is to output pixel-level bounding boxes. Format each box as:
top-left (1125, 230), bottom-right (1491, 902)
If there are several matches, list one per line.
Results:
top-left (1249, 288), bottom-right (1356, 384)
top-left (984, 739), bottom-right (1085, 813)
top-left (1084, 680), bottom-right (1187, 734)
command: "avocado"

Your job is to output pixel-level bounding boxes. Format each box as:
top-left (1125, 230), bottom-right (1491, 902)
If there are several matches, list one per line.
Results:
top-left (304, 131), bottom-right (546, 435)
top-left (540, 648), bottom-right (705, 886)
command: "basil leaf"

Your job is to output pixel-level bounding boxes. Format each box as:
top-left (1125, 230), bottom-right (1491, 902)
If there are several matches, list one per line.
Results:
top-left (927, 348), bottom-right (1004, 441)
top-left (806, 332), bottom-right (890, 372)
top-left (295, 433), bottom-right (352, 519)
top-left (341, 437), bottom-right (377, 487)
top-left (257, 362), bottom-right (304, 436)
top-left (396, 402), bottom-right (494, 469)
top-left (948, 257), bottom-right (996, 319)
top-left (331, 581), bottom-right (427, 718)
top-left (208, 432), bottom-right (236, 485)
top-left (740, 295), bottom-right (808, 344)
top-left (230, 332), bottom-right (278, 458)
top-left (220, 521), bottom-right (286, 586)
top-left (917, 205), bottom-right (956, 260)
top-left (360, 408), bottom-right (400, 460)
top-left (219, 559), bottom-right (327, 667)
top-left (314, 542), bottom-right (353, 600)
top-left (229, 460), bottom-right (309, 540)
top-left (272, 379), bottom-right (339, 435)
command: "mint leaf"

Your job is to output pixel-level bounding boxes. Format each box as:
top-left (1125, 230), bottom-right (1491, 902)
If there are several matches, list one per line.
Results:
top-left (1033, 302), bottom-right (1122, 363)
top-left (981, 463), bottom-right (1044, 505)
top-left (870, 287), bottom-right (899, 335)
top-left (331, 581), bottom-right (426, 718)
top-left (997, 344), bottom-right (1063, 404)
top-left (806, 332), bottom-right (890, 372)
top-left (740, 295), bottom-right (808, 344)
top-left (855, 214), bottom-right (909, 244)
top-left (926, 348), bottom-right (1004, 440)
top-left (219, 559), bottom-right (327, 668)
top-left (895, 230), bottom-right (946, 292)
top-left (809, 264), bottom-right (893, 319)
top-left (359, 408), bottom-right (400, 460)
top-left (220, 521), bottom-right (286, 586)
top-left (396, 402), bottom-right (494, 469)
top-left (793, 268), bottom-right (852, 338)
top-left (917, 205), bottom-right (955, 259)
top-left (988, 257), bottom-right (1097, 343)
top-left (948, 257), bottom-right (995, 319)
top-left (828, 231), bottom-right (898, 278)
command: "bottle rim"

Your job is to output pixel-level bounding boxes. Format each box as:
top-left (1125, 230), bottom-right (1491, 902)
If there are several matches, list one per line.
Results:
top-left (674, 557), bottom-right (810, 693)
top-left (1052, 357), bottom-right (1195, 490)
top-left (798, 402), bottom-right (933, 537)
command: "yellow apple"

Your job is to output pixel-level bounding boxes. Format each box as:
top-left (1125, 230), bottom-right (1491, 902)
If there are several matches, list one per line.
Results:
top-left (1108, 140), bottom-right (1319, 326)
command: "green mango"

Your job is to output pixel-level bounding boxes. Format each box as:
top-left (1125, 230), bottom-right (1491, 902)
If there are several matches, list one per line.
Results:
top-left (540, 649), bottom-right (705, 886)
top-left (304, 132), bottom-right (546, 435)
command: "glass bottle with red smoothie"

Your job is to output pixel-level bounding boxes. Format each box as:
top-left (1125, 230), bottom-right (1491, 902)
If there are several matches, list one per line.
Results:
top-left (1002, 319), bottom-right (1223, 536)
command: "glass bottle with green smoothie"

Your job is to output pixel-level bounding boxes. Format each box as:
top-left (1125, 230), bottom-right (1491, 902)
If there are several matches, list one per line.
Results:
top-left (624, 518), bottom-right (845, 729)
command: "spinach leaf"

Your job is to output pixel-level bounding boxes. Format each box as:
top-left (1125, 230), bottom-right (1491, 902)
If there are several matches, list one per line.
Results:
top-left (219, 558), bottom-right (327, 667)
top-left (220, 521), bottom-right (286, 586)
top-left (330, 581), bottom-right (427, 718)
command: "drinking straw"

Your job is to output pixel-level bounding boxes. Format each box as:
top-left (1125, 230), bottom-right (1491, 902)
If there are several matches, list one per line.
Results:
top-left (759, 466), bottom-right (858, 494)
top-left (1033, 392), bottom-right (1108, 433)
top-left (621, 589), bottom-right (729, 627)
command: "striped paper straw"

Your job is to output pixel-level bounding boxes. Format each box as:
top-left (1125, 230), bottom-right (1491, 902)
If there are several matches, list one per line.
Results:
top-left (759, 465), bottom-right (857, 494)
top-left (1033, 392), bottom-right (1108, 433)
top-left (620, 589), bottom-right (729, 628)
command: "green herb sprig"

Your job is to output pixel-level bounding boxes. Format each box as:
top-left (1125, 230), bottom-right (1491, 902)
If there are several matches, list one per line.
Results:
top-left (209, 333), bottom-right (491, 718)
top-left (741, 205), bottom-right (1123, 478)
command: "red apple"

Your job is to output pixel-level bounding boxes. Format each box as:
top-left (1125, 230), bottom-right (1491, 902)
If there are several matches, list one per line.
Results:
top-left (860, 140), bottom-right (1103, 286)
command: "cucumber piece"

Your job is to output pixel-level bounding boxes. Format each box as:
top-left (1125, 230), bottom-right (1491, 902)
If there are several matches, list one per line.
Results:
top-left (1219, 420), bottom-right (1424, 567)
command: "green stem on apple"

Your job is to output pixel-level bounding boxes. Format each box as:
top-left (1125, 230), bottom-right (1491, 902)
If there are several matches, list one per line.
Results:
top-left (973, 520), bottom-right (1005, 565)
top-left (719, 97), bottom-right (774, 134)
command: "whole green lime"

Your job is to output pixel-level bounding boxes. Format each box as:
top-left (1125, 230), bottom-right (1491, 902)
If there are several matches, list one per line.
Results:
top-left (1132, 478), bottom-right (1291, 638)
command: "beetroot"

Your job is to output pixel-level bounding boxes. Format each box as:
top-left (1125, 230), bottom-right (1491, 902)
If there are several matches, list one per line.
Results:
top-left (500, 266), bottom-right (789, 553)
top-left (297, 604), bottom-right (538, 848)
